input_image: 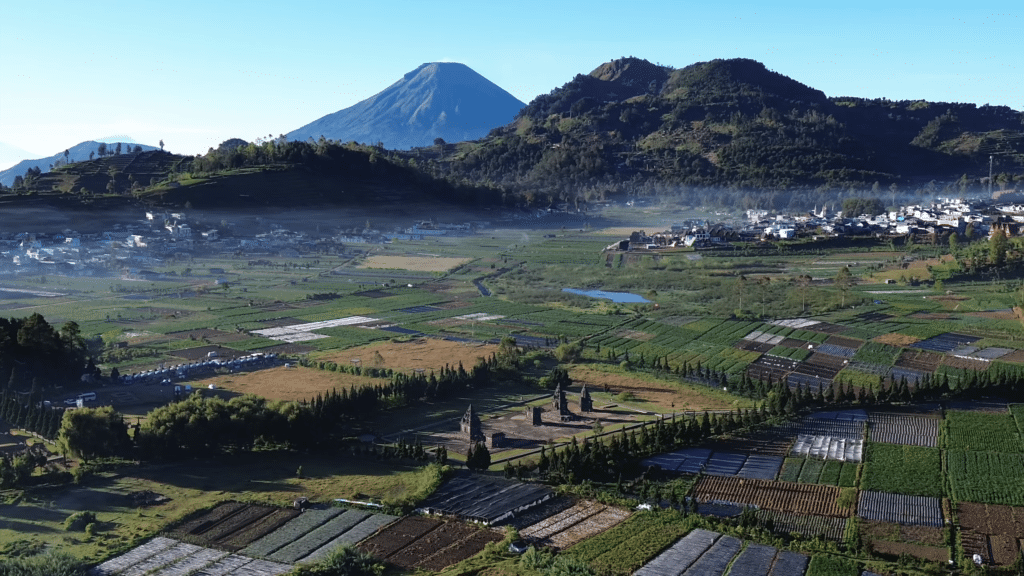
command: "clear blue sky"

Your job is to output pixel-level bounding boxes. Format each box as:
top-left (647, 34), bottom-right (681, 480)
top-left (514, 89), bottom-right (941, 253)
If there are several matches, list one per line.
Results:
top-left (1, 0), bottom-right (1020, 165)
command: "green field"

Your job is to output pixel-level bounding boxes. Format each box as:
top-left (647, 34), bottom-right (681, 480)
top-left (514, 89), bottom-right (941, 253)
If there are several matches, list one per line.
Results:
top-left (860, 443), bottom-right (943, 498)
top-left (943, 410), bottom-right (1023, 453)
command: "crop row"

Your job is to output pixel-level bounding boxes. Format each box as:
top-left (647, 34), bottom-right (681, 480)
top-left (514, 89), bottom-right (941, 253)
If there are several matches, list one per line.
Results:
top-left (944, 410), bottom-right (1023, 453)
top-left (567, 512), bottom-right (698, 576)
top-left (857, 490), bottom-right (943, 527)
top-left (861, 443), bottom-right (943, 498)
top-left (947, 450), bottom-right (1024, 506)
top-left (755, 510), bottom-right (847, 542)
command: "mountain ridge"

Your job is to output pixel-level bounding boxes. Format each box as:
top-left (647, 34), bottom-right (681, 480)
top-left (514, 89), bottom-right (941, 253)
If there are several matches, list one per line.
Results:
top-left (0, 140), bottom-right (158, 187)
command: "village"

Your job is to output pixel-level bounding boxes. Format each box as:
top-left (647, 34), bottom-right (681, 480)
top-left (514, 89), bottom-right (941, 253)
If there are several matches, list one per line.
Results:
top-left (608, 194), bottom-right (1024, 251)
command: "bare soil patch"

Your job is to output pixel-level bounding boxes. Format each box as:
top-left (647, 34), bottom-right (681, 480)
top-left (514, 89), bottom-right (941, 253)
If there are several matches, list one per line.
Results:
top-left (970, 310), bottom-right (1016, 320)
top-left (318, 339), bottom-right (499, 373)
top-left (870, 540), bottom-right (949, 563)
top-left (360, 255), bottom-right (471, 272)
top-left (874, 333), bottom-right (921, 347)
top-left (196, 366), bottom-right (380, 402)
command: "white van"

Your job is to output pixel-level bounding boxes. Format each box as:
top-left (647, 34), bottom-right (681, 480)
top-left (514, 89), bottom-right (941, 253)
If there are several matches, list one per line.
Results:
top-left (78, 392), bottom-right (97, 402)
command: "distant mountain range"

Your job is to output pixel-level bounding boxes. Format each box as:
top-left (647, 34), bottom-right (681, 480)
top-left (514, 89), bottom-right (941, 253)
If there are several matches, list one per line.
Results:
top-left (433, 57), bottom-right (1024, 204)
top-left (0, 140), bottom-right (157, 187)
top-left (3, 57), bottom-right (1022, 213)
top-left (0, 142), bottom-right (42, 172)
top-left (287, 62), bottom-right (525, 150)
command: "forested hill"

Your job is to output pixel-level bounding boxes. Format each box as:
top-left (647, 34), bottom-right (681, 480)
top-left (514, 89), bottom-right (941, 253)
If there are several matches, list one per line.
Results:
top-left (425, 57), bottom-right (1024, 209)
top-left (0, 141), bottom-right (503, 210)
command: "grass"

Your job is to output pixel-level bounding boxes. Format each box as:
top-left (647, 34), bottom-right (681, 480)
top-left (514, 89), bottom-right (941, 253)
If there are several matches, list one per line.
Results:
top-left (0, 453), bottom-right (435, 565)
top-left (860, 443), bottom-right (943, 498)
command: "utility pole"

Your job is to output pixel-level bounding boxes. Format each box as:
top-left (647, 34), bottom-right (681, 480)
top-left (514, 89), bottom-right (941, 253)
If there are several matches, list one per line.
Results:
top-left (989, 155), bottom-right (994, 196)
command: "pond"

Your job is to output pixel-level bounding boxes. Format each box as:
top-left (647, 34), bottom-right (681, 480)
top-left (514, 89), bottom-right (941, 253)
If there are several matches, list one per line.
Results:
top-left (562, 288), bottom-right (650, 303)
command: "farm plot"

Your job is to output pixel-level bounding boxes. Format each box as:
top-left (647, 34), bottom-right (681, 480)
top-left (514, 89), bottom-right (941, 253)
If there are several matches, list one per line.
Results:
top-left (755, 510), bottom-right (847, 541)
top-left (768, 550), bottom-right (809, 576)
top-left (825, 335), bottom-right (864, 349)
top-left (867, 413), bottom-right (939, 447)
top-left (726, 543), bottom-right (777, 576)
top-left (642, 448), bottom-right (712, 474)
top-left (635, 528), bottom-right (719, 576)
top-left (90, 537), bottom-right (295, 576)
top-left (746, 356), bottom-right (799, 383)
top-left (546, 507), bottom-right (631, 549)
top-left (910, 332), bottom-right (981, 353)
top-left (169, 502), bottom-right (248, 540)
top-left (815, 344), bottom-right (858, 358)
top-left (894, 349), bottom-right (943, 372)
top-left (522, 501), bottom-right (602, 539)
top-left (700, 427), bottom-right (795, 457)
top-left (888, 366), bottom-right (929, 385)
top-left (857, 491), bottom-right (942, 527)
top-left (357, 516), bottom-right (442, 560)
top-left (860, 443), bottom-right (943, 498)
top-left (214, 509), bottom-right (301, 551)
top-left (189, 505), bottom-right (279, 547)
top-left (384, 521), bottom-right (478, 569)
top-left (941, 355), bottom-right (991, 371)
top-left (692, 476), bottom-right (853, 517)
top-left (240, 508), bottom-right (343, 558)
top-left (790, 354), bottom-right (845, 381)
top-left (148, 548), bottom-right (227, 576)
top-left (268, 509), bottom-right (372, 563)
top-left (783, 416), bottom-right (866, 441)
top-left (301, 513), bottom-right (398, 563)
top-left (944, 410), bottom-right (1023, 453)
top-left (947, 451), bottom-right (1024, 506)
top-left (958, 502), bottom-right (1024, 566)
top-left (779, 458), bottom-right (858, 486)
top-left (787, 372), bottom-right (832, 394)
top-left (419, 471), bottom-right (555, 524)
top-left (680, 534), bottom-right (741, 576)
top-left (790, 435), bottom-right (863, 462)
top-left (413, 526), bottom-right (503, 571)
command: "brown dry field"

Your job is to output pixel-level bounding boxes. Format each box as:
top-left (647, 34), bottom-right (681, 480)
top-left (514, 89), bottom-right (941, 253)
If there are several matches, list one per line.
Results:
top-left (874, 333), bottom-right (921, 346)
top-left (317, 338), bottom-right (499, 373)
top-left (568, 366), bottom-right (745, 412)
top-left (196, 367), bottom-right (380, 402)
top-left (869, 540), bottom-right (949, 563)
top-left (359, 255), bottom-right (471, 272)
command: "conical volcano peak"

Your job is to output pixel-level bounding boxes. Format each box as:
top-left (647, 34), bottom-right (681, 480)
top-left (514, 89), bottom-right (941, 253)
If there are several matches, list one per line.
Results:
top-left (288, 63), bottom-right (524, 149)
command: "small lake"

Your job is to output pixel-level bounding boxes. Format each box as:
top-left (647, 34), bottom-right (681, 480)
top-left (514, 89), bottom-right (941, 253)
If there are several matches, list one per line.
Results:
top-left (562, 288), bottom-right (650, 303)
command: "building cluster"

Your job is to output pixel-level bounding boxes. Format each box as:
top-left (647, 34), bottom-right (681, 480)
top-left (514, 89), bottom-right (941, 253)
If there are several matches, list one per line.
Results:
top-left (608, 196), bottom-right (1020, 253)
top-left (0, 212), bottom-right (487, 278)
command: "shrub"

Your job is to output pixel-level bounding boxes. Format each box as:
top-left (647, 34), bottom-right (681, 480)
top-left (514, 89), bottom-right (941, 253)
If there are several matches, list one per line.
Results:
top-left (64, 510), bottom-right (96, 531)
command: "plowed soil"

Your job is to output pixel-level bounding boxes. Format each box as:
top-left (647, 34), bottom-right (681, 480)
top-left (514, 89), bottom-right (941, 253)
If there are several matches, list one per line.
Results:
top-left (693, 476), bottom-right (851, 517)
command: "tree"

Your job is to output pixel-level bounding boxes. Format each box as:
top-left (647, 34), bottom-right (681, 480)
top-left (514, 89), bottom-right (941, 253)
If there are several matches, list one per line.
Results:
top-left (990, 228), bottom-right (1008, 267)
top-left (97, 143), bottom-right (107, 157)
top-left (115, 143), bottom-right (122, 155)
top-left (58, 406), bottom-right (131, 464)
top-left (159, 139), bottom-right (164, 151)
top-left (949, 232), bottom-right (959, 253)
top-left (834, 266), bottom-right (854, 307)
top-left (89, 151), bottom-right (95, 161)
top-left (63, 149), bottom-right (69, 164)
top-left (466, 442), bottom-right (491, 471)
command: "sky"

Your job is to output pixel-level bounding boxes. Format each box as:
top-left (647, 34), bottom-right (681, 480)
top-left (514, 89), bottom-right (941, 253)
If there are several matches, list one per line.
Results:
top-left (1, 0), bottom-right (1021, 168)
